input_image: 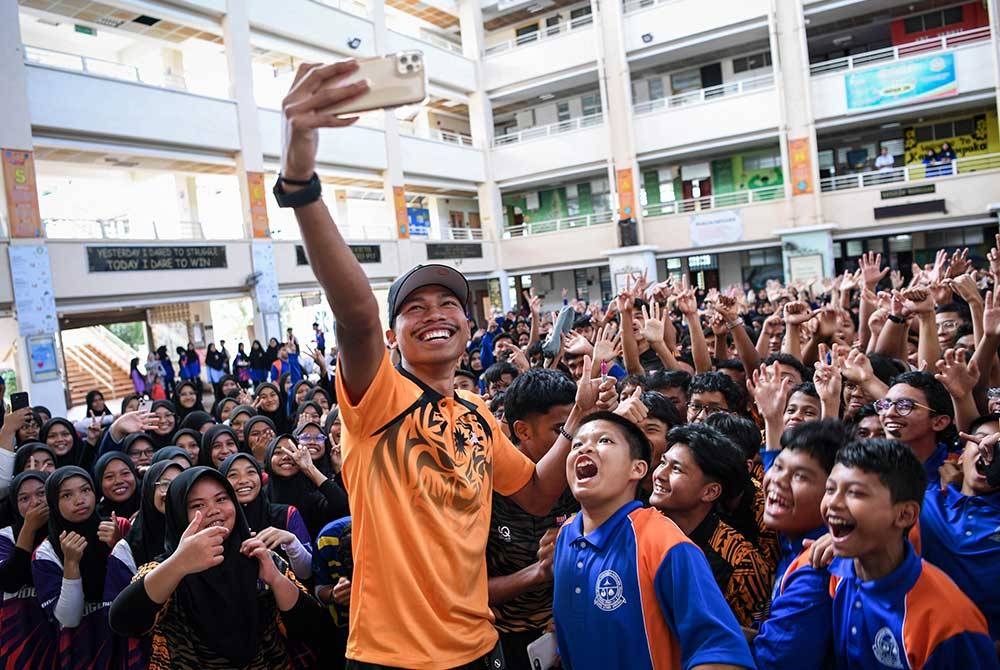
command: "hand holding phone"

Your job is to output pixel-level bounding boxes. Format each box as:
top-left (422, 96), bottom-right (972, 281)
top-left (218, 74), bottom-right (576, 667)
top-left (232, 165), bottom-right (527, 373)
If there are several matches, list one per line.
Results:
top-left (10, 392), bottom-right (29, 412)
top-left (324, 52), bottom-right (427, 116)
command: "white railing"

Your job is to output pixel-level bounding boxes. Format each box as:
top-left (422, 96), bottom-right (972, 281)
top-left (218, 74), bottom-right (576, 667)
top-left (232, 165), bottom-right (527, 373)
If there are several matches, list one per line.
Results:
top-left (399, 125), bottom-right (475, 147)
top-left (443, 227), bottom-right (485, 241)
top-left (493, 112), bottom-right (604, 147)
top-left (312, 0), bottom-right (370, 18)
top-left (44, 217), bottom-right (209, 240)
top-left (633, 74), bottom-right (774, 115)
top-left (23, 45), bottom-right (190, 91)
top-left (63, 326), bottom-right (140, 374)
top-left (819, 152), bottom-right (1000, 193)
top-left (419, 31), bottom-right (464, 55)
top-left (644, 185), bottom-right (785, 217)
top-left (503, 210), bottom-right (614, 238)
top-left (623, 0), bottom-right (680, 14)
top-left (810, 26), bottom-right (991, 76)
top-left (484, 14), bottom-right (594, 55)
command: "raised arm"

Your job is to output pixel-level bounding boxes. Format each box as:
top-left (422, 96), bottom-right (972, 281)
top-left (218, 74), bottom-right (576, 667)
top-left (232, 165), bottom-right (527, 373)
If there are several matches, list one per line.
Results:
top-left (281, 62), bottom-right (383, 403)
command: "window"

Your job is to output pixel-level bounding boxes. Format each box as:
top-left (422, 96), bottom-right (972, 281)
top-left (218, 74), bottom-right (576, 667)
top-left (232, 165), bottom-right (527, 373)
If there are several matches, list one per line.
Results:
top-left (732, 51), bottom-right (772, 73)
top-left (581, 93), bottom-right (602, 117)
top-left (574, 268), bottom-right (589, 300)
top-left (747, 248), bottom-right (782, 266)
top-left (743, 151), bottom-right (782, 170)
top-left (688, 254), bottom-right (716, 270)
top-left (648, 77), bottom-right (664, 100)
top-left (557, 101), bottom-right (571, 122)
top-left (903, 6), bottom-right (965, 33)
top-left (516, 24), bottom-right (539, 44)
top-left (915, 116), bottom-right (978, 142)
top-left (599, 266), bottom-right (613, 304)
top-left (545, 15), bottom-right (560, 36)
top-left (671, 70), bottom-right (701, 93)
top-left (570, 6), bottom-right (592, 25)
top-left (591, 178), bottom-right (610, 212)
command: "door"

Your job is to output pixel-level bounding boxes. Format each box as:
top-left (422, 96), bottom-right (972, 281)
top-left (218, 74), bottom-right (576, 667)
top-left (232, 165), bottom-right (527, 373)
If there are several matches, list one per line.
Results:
top-left (700, 62), bottom-right (723, 97)
top-left (682, 178), bottom-right (712, 209)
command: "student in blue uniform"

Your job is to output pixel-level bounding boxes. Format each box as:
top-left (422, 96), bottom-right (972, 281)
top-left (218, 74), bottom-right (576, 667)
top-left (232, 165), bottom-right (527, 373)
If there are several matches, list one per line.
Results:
top-left (919, 414), bottom-right (1000, 641)
top-left (752, 419), bottom-right (847, 670)
top-left (824, 439), bottom-right (998, 670)
top-left (553, 411), bottom-right (753, 670)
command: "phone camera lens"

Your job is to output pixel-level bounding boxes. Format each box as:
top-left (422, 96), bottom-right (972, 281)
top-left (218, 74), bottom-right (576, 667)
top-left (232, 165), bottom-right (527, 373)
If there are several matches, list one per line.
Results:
top-left (406, 64), bottom-right (414, 72)
top-left (400, 55), bottom-right (409, 64)
top-left (412, 54), bottom-right (421, 62)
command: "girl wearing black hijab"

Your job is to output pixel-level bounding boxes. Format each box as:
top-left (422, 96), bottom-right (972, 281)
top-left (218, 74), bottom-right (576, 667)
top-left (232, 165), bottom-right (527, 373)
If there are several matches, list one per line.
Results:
top-left (40, 417), bottom-right (98, 472)
top-left (32, 466), bottom-right (125, 670)
top-left (85, 390), bottom-right (113, 418)
top-left (293, 400), bottom-right (323, 429)
top-left (109, 467), bottom-right (327, 669)
top-left (220, 453), bottom-right (312, 580)
top-left (249, 340), bottom-right (269, 386)
top-left (228, 405), bottom-right (256, 443)
top-left (243, 416), bottom-right (277, 465)
top-left (288, 380), bottom-right (313, 418)
top-left (305, 386), bottom-right (332, 412)
top-left (178, 411), bottom-right (215, 434)
top-left (170, 429), bottom-right (202, 466)
top-left (121, 460), bottom-right (186, 570)
top-left (254, 382), bottom-right (290, 434)
top-left (148, 400), bottom-right (178, 451)
top-left (212, 396), bottom-right (240, 423)
top-left (150, 447), bottom-right (193, 469)
top-left (120, 394), bottom-right (141, 415)
top-left (14, 410), bottom-right (42, 447)
top-left (265, 435), bottom-right (348, 539)
top-left (0, 471), bottom-right (57, 670)
top-left (13, 442), bottom-right (56, 476)
top-left (198, 425), bottom-right (241, 469)
top-left (122, 433), bottom-right (157, 469)
top-left (171, 380), bottom-right (202, 422)
top-left (93, 452), bottom-right (141, 520)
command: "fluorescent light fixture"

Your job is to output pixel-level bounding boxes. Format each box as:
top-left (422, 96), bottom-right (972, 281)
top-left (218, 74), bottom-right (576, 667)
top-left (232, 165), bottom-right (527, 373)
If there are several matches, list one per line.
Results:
top-left (539, 93), bottom-right (555, 100)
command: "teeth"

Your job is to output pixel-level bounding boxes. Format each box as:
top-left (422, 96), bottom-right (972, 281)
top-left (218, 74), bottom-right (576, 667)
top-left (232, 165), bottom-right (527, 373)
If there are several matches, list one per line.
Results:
top-left (420, 329), bottom-right (452, 341)
top-left (653, 482), bottom-right (668, 494)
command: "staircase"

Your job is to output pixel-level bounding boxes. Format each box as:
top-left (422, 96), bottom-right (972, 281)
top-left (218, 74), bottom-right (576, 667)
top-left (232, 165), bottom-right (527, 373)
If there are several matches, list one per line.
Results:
top-left (62, 327), bottom-right (140, 407)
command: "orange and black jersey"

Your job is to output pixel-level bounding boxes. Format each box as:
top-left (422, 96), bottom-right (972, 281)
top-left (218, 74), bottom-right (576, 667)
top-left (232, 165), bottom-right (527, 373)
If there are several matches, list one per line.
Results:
top-left (688, 512), bottom-right (772, 627)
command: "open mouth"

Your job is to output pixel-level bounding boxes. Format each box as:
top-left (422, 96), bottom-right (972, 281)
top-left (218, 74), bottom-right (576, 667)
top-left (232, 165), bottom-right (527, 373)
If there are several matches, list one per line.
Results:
top-left (651, 480), bottom-right (669, 496)
top-left (206, 518), bottom-right (226, 528)
top-left (236, 486), bottom-right (254, 497)
top-left (112, 485), bottom-right (130, 496)
top-left (827, 515), bottom-right (857, 540)
top-left (418, 328), bottom-right (454, 343)
top-left (765, 489), bottom-right (791, 516)
top-left (883, 421), bottom-right (904, 437)
top-left (574, 456), bottom-right (598, 483)
top-left (976, 456), bottom-right (990, 476)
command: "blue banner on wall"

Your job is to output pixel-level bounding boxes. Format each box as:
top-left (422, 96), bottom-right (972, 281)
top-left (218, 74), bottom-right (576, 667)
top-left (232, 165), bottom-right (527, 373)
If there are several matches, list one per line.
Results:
top-left (407, 207), bottom-right (430, 238)
top-left (845, 52), bottom-right (957, 112)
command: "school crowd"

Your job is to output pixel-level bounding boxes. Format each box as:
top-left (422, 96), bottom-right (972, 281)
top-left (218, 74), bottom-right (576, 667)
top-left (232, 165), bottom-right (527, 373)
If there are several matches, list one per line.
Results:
top-left (1, 60), bottom-right (1000, 670)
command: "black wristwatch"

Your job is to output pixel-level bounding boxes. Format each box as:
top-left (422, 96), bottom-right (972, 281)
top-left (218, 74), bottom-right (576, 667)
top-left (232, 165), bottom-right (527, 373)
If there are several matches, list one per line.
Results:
top-left (273, 173), bottom-right (322, 208)
top-left (887, 313), bottom-right (907, 324)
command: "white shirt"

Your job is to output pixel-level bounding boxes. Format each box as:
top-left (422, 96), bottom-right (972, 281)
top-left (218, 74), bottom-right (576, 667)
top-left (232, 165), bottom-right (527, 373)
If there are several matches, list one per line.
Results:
top-left (875, 153), bottom-right (895, 171)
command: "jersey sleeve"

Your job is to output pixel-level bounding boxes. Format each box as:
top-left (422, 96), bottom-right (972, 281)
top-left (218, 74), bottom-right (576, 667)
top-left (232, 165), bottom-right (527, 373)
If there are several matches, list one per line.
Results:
top-left (922, 632), bottom-right (1000, 670)
top-left (752, 558), bottom-right (833, 670)
top-left (286, 507), bottom-right (313, 552)
top-left (335, 350), bottom-right (402, 437)
top-left (32, 552), bottom-right (64, 617)
top-left (655, 542), bottom-right (755, 670)
top-left (490, 429), bottom-right (534, 497)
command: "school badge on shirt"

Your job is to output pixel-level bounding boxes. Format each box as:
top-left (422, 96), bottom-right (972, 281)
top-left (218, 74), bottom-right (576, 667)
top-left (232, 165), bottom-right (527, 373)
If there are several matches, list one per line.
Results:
top-left (594, 570), bottom-right (626, 612)
top-left (872, 627), bottom-right (905, 669)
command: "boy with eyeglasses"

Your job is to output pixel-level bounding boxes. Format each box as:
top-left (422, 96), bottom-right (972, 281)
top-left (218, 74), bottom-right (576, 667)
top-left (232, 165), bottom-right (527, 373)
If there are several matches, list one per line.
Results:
top-left (876, 372), bottom-right (956, 486)
top-left (686, 372), bottom-right (741, 424)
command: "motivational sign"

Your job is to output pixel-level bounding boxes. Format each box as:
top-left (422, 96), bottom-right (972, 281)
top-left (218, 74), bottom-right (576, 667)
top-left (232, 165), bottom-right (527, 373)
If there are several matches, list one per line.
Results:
top-left (845, 53), bottom-right (957, 111)
top-left (295, 244), bottom-right (381, 265)
top-left (87, 246), bottom-right (228, 272)
top-left (426, 243), bottom-right (483, 260)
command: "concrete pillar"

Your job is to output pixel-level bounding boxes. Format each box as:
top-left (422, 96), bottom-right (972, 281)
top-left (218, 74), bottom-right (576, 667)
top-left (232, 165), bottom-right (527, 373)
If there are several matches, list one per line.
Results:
top-left (224, 0), bottom-right (281, 342)
top-left (769, 0), bottom-right (823, 228)
top-left (592, 0), bottom-right (644, 245)
top-left (604, 246), bottom-right (658, 295)
top-left (0, 0), bottom-right (67, 415)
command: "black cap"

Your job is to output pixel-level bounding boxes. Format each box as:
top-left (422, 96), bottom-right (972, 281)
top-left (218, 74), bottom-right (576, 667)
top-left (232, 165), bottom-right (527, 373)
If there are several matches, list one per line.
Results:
top-left (387, 264), bottom-right (470, 327)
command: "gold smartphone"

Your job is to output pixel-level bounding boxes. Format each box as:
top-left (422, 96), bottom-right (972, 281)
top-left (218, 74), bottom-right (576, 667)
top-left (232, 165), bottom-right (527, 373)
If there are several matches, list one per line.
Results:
top-left (327, 51), bottom-right (427, 115)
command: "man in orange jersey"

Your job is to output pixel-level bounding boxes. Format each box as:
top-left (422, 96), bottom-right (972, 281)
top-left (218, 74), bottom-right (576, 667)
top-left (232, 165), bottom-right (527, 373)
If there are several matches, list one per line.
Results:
top-left (278, 60), bottom-right (595, 670)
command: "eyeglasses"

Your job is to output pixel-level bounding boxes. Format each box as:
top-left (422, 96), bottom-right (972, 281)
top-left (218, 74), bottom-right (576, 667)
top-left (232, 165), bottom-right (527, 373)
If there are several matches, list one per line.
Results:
top-left (297, 435), bottom-right (325, 444)
top-left (988, 388), bottom-right (1000, 400)
top-left (130, 448), bottom-right (154, 458)
top-left (687, 402), bottom-right (725, 417)
top-left (873, 398), bottom-right (936, 416)
top-left (937, 320), bottom-right (960, 332)
top-left (154, 479), bottom-right (173, 490)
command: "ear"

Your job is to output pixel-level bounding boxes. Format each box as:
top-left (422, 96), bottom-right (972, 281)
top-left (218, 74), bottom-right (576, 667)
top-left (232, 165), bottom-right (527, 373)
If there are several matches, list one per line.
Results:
top-left (512, 419), bottom-right (532, 444)
top-left (631, 459), bottom-right (649, 482)
top-left (385, 329), bottom-right (397, 347)
top-left (930, 413), bottom-right (952, 434)
top-left (701, 481), bottom-right (723, 505)
top-left (893, 500), bottom-right (920, 531)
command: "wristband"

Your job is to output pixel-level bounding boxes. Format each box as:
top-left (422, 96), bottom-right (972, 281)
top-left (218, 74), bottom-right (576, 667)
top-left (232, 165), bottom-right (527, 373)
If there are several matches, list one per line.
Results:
top-left (887, 314), bottom-right (907, 324)
top-left (726, 318), bottom-right (744, 331)
top-left (559, 426), bottom-right (573, 442)
top-left (273, 172), bottom-right (322, 208)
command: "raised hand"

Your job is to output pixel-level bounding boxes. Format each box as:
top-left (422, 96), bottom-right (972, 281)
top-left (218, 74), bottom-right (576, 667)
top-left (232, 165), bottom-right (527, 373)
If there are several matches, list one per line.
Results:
top-left (928, 281), bottom-right (954, 306)
top-left (890, 269), bottom-right (905, 290)
top-left (496, 340), bottom-right (530, 372)
top-left (332, 577), bottom-right (352, 606)
top-left (714, 294), bottom-right (740, 323)
top-left (631, 269), bottom-right (651, 296)
top-left (172, 510), bottom-right (227, 574)
top-left (945, 248), bottom-right (970, 279)
top-left (614, 386), bottom-right (649, 425)
top-left (592, 324), bottom-right (622, 365)
top-left (934, 348), bottom-right (979, 400)
top-left (984, 290), bottom-right (1000, 337)
top-left (114, 410), bottom-right (159, 436)
top-left (561, 331), bottom-right (593, 357)
top-left (746, 362), bottom-right (791, 422)
top-left (783, 301), bottom-right (816, 327)
top-left (813, 347), bottom-right (842, 408)
top-left (840, 348), bottom-right (875, 385)
top-left (241, 537), bottom-right (281, 585)
top-left (675, 289), bottom-right (698, 317)
top-left (640, 303), bottom-right (666, 345)
top-left (280, 442), bottom-right (315, 472)
top-left (98, 512), bottom-right (122, 549)
top-left (950, 274), bottom-right (984, 307)
top-left (59, 531), bottom-right (88, 565)
top-left (927, 249), bottom-right (948, 284)
top-left (858, 251), bottom-right (889, 290)
top-left (901, 287), bottom-right (934, 315)
top-left (575, 355), bottom-right (599, 413)
top-left (253, 527), bottom-right (297, 551)
top-left (281, 62), bottom-right (369, 180)
top-left (989, 234), bottom-right (1000, 276)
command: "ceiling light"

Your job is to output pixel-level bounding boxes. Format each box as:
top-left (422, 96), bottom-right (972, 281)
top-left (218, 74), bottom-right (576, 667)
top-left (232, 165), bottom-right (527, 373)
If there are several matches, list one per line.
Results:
top-left (539, 93), bottom-right (555, 100)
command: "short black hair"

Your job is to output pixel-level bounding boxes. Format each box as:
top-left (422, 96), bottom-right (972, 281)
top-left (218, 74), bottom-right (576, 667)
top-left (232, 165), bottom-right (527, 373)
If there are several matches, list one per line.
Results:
top-left (866, 353), bottom-right (909, 387)
top-left (789, 381), bottom-right (819, 401)
top-left (645, 370), bottom-right (691, 394)
top-left (848, 404), bottom-right (881, 439)
top-left (640, 392), bottom-right (683, 428)
top-left (715, 359), bottom-right (744, 373)
top-left (835, 439), bottom-right (927, 505)
top-left (888, 371), bottom-right (954, 422)
top-left (494, 332), bottom-right (514, 344)
top-left (967, 413), bottom-right (1000, 435)
top-left (572, 314), bottom-right (593, 330)
top-left (578, 411), bottom-right (651, 466)
top-left (454, 369), bottom-right (477, 384)
top-left (489, 391), bottom-right (506, 414)
top-left (779, 418), bottom-right (849, 474)
top-left (483, 362), bottom-right (519, 385)
top-left (666, 424), bottom-right (749, 503)
top-left (504, 369), bottom-right (577, 439)
top-left (934, 302), bottom-right (971, 322)
top-left (526, 341), bottom-right (543, 360)
top-left (617, 374), bottom-right (648, 396)
top-left (704, 413), bottom-right (762, 461)
top-left (688, 372), bottom-right (742, 412)
top-left (763, 353), bottom-right (810, 382)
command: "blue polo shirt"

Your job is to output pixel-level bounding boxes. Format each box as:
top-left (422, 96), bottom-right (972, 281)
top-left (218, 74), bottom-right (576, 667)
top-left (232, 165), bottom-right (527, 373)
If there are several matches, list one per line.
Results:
top-left (922, 442), bottom-right (953, 487)
top-left (829, 543), bottom-right (997, 670)
top-left (920, 484), bottom-right (1000, 639)
top-left (553, 501), bottom-right (753, 670)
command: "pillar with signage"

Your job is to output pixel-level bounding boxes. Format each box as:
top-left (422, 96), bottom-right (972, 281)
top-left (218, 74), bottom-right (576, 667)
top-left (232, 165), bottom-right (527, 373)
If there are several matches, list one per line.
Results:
top-left (604, 246), bottom-right (659, 296)
top-left (0, 1), bottom-right (67, 415)
top-left (224, 0), bottom-right (281, 343)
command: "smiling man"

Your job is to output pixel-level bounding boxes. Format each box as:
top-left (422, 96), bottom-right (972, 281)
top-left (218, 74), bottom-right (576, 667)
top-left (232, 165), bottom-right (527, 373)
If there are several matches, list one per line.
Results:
top-left (877, 372), bottom-right (956, 485)
top-left (279, 60), bottom-right (587, 669)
